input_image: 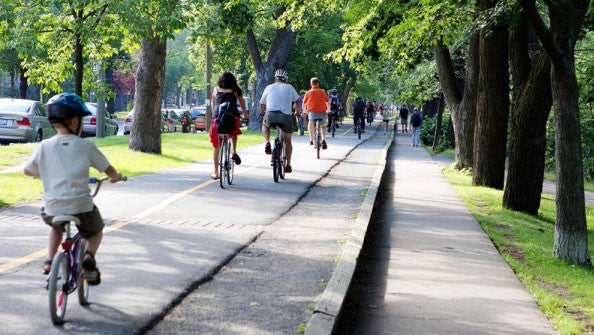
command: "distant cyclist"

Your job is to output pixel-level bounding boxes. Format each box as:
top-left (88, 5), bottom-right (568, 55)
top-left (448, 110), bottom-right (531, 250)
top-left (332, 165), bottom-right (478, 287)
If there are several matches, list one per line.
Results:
top-left (260, 69), bottom-right (300, 173)
top-left (352, 96), bottom-right (366, 133)
top-left (366, 100), bottom-right (375, 124)
top-left (303, 77), bottom-right (330, 149)
top-left (327, 89), bottom-right (341, 130)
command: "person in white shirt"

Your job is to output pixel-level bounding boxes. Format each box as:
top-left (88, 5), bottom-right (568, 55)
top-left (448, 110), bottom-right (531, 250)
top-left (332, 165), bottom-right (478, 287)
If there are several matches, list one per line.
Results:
top-left (259, 69), bottom-right (301, 173)
top-left (24, 93), bottom-right (123, 285)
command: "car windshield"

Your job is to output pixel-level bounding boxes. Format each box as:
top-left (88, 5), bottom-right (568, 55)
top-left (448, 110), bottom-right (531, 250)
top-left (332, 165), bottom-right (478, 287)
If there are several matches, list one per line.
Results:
top-left (85, 104), bottom-right (98, 115)
top-left (190, 108), bottom-right (205, 116)
top-left (0, 101), bottom-right (32, 113)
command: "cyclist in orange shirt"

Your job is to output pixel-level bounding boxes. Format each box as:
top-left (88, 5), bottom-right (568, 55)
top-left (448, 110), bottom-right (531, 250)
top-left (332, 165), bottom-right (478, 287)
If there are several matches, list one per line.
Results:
top-left (303, 78), bottom-right (330, 149)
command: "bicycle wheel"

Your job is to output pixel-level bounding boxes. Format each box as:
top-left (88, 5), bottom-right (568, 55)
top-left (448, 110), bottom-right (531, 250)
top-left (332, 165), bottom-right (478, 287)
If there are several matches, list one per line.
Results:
top-left (48, 251), bottom-right (69, 324)
top-left (272, 139), bottom-right (279, 183)
top-left (76, 240), bottom-right (89, 305)
top-left (358, 121), bottom-right (362, 139)
top-left (219, 138), bottom-right (226, 189)
top-left (279, 138), bottom-right (286, 180)
top-left (226, 140), bottom-right (234, 185)
top-left (331, 118), bottom-right (336, 137)
top-left (316, 121), bottom-right (321, 160)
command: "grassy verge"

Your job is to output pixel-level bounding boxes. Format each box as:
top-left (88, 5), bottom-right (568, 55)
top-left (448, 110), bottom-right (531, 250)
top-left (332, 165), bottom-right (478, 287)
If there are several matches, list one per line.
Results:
top-left (443, 169), bottom-right (594, 335)
top-left (544, 171), bottom-right (594, 193)
top-left (423, 145), bottom-right (455, 159)
top-left (0, 129), bottom-right (264, 207)
top-left (114, 111), bottom-right (129, 119)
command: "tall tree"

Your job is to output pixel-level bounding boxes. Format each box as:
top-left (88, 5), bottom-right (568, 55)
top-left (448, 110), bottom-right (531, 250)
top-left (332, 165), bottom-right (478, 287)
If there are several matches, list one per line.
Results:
top-left (521, 0), bottom-right (592, 266)
top-left (124, 0), bottom-right (187, 154)
top-left (503, 11), bottom-right (553, 215)
top-left (434, 36), bottom-right (479, 169)
top-left (472, 0), bottom-right (510, 189)
top-left (245, 8), bottom-right (297, 129)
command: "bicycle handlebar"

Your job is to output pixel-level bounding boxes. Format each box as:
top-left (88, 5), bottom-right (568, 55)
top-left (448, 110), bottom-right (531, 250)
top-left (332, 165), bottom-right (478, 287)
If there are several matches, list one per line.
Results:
top-left (89, 175), bottom-right (127, 197)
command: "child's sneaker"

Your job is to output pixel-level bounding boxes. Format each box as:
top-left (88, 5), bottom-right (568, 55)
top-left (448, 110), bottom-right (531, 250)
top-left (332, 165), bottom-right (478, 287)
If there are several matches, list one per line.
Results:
top-left (82, 251), bottom-right (101, 285)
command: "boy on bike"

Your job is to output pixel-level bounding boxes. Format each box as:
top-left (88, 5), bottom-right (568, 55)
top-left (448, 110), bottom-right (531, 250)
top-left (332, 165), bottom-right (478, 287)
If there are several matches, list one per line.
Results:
top-left (23, 93), bottom-right (123, 285)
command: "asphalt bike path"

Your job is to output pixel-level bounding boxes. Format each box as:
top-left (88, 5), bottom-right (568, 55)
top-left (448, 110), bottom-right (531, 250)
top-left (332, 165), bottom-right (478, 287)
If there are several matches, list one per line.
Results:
top-left (148, 124), bottom-right (391, 334)
top-left (0, 120), bottom-right (376, 334)
top-left (335, 132), bottom-right (555, 334)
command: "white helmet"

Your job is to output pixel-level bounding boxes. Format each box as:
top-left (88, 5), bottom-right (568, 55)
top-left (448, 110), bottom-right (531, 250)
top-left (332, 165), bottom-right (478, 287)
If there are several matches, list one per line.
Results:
top-left (275, 69), bottom-right (288, 79)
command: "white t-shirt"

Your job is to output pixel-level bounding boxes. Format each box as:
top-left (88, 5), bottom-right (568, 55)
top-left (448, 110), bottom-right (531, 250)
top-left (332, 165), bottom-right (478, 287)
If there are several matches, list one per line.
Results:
top-left (24, 135), bottom-right (111, 216)
top-left (259, 82), bottom-right (300, 115)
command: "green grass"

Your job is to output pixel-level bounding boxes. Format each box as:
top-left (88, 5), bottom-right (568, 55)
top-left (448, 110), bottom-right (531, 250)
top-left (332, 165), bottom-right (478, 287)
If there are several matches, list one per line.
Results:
top-left (295, 323), bottom-right (306, 334)
top-left (0, 142), bottom-right (39, 170)
top-left (443, 169), bottom-right (594, 335)
top-left (114, 111), bottom-right (129, 119)
top-left (544, 171), bottom-right (594, 193)
top-left (423, 145), bottom-right (455, 159)
top-left (0, 129), bottom-right (264, 207)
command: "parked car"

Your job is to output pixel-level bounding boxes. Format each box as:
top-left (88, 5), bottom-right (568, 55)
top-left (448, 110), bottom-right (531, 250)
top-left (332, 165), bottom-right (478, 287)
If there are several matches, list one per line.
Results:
top-left (190, 106), bottom-right (207, 131)
top-left (82, 103), bottom-right (119, 137)
top-left (124, 109), bottom-right (166, 135)
top-left (162, 110), bottom-right (183, 132)
top-left (0, 98), bottom-right (56, 145)
top-left (173, 109), bottom-right (194, 133)
top-left (237, 97), bottom-right (251, 126)
top-left (123, 110), bottom-right (133, 135)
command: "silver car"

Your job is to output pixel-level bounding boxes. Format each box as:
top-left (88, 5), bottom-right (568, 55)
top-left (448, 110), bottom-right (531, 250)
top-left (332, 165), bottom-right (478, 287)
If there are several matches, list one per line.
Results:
top-left (82, 103), bottom-right (119, 136)
top-left (0, 98), bottom-right (56, 145)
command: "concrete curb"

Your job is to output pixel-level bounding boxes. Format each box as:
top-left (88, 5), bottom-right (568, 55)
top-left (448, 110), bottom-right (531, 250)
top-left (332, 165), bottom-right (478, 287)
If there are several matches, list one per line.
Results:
top-left (305, 134), bottom-right (393, 335)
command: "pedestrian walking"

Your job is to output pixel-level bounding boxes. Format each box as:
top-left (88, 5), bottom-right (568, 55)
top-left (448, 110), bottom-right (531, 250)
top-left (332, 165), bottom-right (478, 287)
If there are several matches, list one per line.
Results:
top-left (399, 105), bottom-right (409, 133)
top-left (411, 107), bottom-right (423, 147)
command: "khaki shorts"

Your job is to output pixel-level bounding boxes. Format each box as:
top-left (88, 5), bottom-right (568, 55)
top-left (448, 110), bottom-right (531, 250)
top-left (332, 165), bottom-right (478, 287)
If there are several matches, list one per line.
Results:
top-left (263, 111), bottom-right (296, 133)
top-left (41, 206), bottom-right (104, 239)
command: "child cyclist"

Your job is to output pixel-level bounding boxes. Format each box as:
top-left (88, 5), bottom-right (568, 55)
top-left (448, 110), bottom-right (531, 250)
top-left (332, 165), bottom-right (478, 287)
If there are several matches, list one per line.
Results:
top-left (23, 93), bottom-right (124, 285)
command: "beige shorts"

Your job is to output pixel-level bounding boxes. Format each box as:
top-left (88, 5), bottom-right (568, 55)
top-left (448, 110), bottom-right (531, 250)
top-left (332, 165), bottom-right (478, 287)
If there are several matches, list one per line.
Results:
top-left (41, 206), bottom-right (104, 239)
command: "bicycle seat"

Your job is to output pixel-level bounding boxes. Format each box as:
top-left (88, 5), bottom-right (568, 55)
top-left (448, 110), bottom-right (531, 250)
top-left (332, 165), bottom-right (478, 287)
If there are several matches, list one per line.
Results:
top-left (52, 215), bottom-right (81, 225)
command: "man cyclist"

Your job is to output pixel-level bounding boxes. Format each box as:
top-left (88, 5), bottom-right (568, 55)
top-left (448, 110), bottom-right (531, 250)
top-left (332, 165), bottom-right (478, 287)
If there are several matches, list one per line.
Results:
top-left (327, 89), bottom-right (341, 130)
top-left (352, 96), bottom-right (366, 133)
top-left (260, 69), bottom-right (300, 173)
top-left (366, 100), bottom-right (375, 124)
top-left (303, 77), bottom-right (330, 149)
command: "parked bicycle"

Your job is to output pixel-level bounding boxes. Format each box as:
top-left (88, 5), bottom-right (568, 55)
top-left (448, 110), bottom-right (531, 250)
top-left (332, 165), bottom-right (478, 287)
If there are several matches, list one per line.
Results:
top-left (218, 134), bottom-right (234, 188)
top-left (271, 125), bottom-right (286, 182)
top-left (47, 176), bottom-right (126, 325)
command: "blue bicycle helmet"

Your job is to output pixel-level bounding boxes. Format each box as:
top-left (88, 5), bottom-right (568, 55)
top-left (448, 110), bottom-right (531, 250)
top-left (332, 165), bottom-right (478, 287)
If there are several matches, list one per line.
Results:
top-left (47, 93), bottom-right (91, 123)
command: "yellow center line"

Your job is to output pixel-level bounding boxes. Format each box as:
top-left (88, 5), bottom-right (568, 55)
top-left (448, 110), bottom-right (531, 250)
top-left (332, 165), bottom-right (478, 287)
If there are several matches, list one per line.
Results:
top-left (0, 159), bottom-right (267, 274)
top-left (340, 127), bottom-right (353, 137)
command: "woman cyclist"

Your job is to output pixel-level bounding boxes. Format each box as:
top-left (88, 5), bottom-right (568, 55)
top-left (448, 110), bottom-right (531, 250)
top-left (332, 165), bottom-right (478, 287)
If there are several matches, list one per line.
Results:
top-left (209, 72), bottom-right (248, 180)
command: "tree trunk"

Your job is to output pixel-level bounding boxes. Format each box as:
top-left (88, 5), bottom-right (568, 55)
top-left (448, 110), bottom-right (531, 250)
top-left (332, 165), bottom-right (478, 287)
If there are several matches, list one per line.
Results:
top-left (74, 36), bottom-right (84, 97)
top-left (246, 26), bottom-right (298, 130)
top-left (176, 86), bottom-right (182, 107)
top-left (552, 62), bottom-right (590, 265)
top-left (434, 34), bottom-right (478, 169)
top-left (503, 15), bottom-right (553, 214)
top-left (473, 0), bottom-right (509, 189)
top-left (432, 93), bottom-right (444, 150)
top-left (447, 114), bottom-right (455, 147)
top-left (129, 34), bottom-right (167, 154)
top-left (186, 87), bottom-right (192, 107)
top-left (342, 76), bottom-right (356, 106)
top-left (10, 70), bottom-right (15, 97)
top-left (521, 0), bottom-right (591, 266)
top-left (19, 67), bottom-right (28, 99)
top-left (105, 62), bottom-right (115, 114)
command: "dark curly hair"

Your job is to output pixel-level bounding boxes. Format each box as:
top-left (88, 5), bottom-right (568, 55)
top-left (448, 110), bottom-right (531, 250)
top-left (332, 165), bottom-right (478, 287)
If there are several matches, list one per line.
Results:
top-left (217, 71), bottom-right (243, 96)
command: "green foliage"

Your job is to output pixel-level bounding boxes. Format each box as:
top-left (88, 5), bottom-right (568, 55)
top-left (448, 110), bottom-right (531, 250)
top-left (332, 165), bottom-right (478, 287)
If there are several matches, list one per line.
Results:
top-left (420, 111), bottom-right (452, 152)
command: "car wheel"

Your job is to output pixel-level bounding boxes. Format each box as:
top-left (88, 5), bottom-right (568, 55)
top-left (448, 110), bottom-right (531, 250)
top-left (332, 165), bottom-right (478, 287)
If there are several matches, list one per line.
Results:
top-left (35, 130), bottom-right (42, 142)
top-left (0, 141), bottom-right (8, 146)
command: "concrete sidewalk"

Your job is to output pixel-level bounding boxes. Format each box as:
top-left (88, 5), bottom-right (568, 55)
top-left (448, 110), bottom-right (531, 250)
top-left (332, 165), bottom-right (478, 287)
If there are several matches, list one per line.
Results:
top-left (336, 133), bottom-right (555, 334)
